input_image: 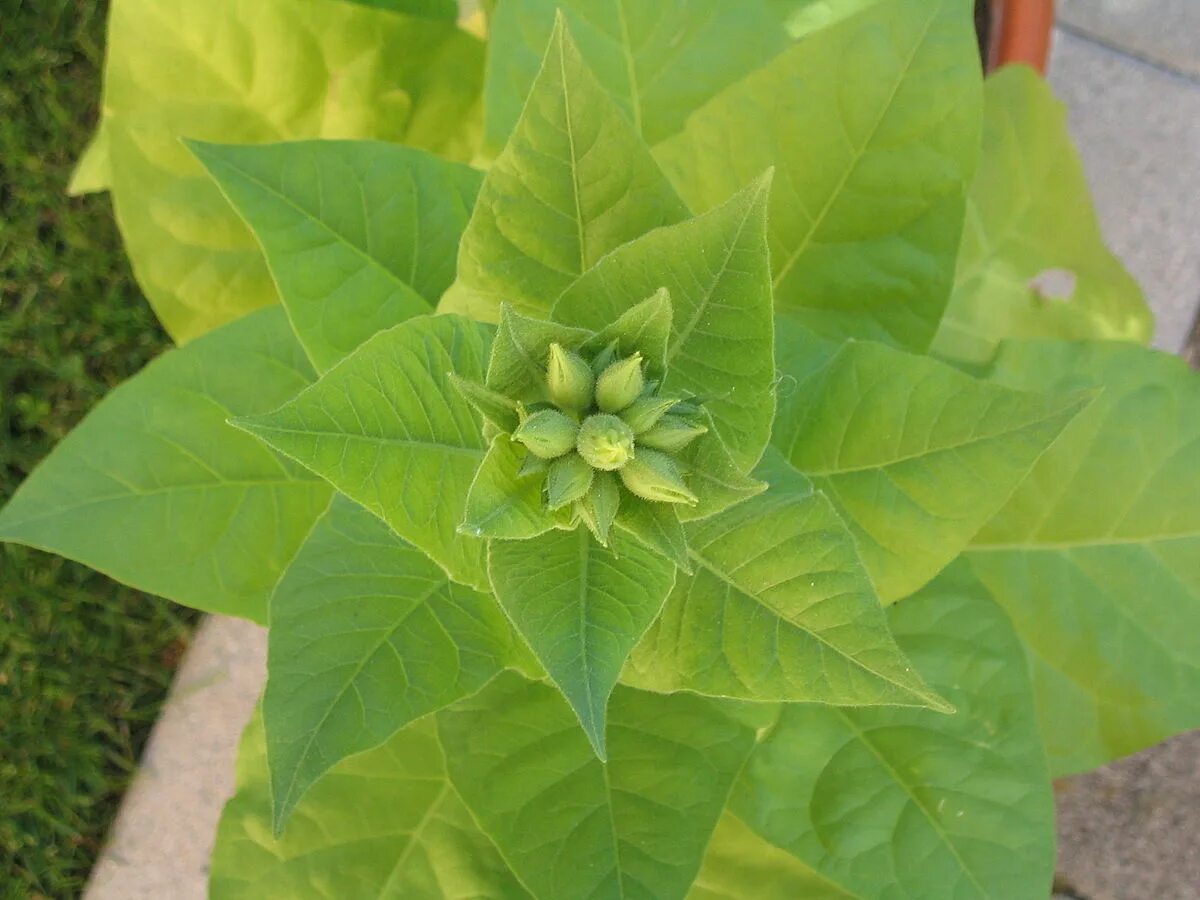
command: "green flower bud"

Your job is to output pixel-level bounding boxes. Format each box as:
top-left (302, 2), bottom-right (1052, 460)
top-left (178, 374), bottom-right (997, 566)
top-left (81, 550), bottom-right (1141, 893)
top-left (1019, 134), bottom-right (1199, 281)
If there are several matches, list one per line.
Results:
top-left (618, 448), bottom-right (698, 505)
top-left (546, 453), bottom-right (594, 510)
top-left (512, 409), bottom-right (578, 459)
top-left (595, 353), bottom-right (645, 413)
top-left (637, 415), bottom-right (708, 453)
top-left (619, 395), bottom-right (677, 434)
top-left (576, 414), bottom-right (636, 471)
top-left (546, 343), bottom-right (594, 411)
top-left (577, 471), bottom-right (620, 545)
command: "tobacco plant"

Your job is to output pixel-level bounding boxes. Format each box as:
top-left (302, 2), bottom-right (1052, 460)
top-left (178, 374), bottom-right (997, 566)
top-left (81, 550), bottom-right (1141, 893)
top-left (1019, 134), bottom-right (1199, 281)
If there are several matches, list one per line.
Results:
top-left (4, 0), bottom-right (1196, 897)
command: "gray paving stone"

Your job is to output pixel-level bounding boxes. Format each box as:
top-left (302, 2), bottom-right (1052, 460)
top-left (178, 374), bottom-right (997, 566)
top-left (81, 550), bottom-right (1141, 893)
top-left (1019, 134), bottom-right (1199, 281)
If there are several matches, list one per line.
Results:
top-left (1058, 0), bottom-right (1200, 80)
top-left (84, 616), bottom-right (266, 900)
top-left (1056, 730), bottom-right (1200, 900)
top-left (1048, 28), bottom-right (1200, 352)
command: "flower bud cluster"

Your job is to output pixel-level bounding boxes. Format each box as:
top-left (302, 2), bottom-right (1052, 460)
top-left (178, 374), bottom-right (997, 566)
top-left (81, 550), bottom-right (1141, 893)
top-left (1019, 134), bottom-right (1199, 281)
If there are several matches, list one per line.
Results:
top-left (509, 342), bottom-right (707, 542)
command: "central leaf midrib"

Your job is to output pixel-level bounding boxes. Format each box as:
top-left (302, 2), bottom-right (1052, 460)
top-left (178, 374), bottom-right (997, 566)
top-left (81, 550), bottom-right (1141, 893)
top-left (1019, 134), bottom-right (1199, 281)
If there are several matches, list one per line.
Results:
top-left (832, 709), bottom-right (994, 899)
top-left (247, 424), bottom-right (484, 458)
top-left (664, 188), bottom-right (759, 368)
top-left (686, 546), bottom-right (929, 703)
top-left (204, 153), bottom-right (429, 301)
top-left (274, 578), bottom-right (449, 818)
top-left (793, 404), bottom-right (1077, 477)
top-left (771, 5), bottom-right (942, 293)
top-left (557, 37), bottom-right (590, 275)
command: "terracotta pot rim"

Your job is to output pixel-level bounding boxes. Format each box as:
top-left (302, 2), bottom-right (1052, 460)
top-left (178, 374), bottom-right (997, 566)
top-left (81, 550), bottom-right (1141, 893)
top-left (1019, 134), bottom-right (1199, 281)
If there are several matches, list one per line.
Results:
top-left (989, 0), bottom-right (1055, 73)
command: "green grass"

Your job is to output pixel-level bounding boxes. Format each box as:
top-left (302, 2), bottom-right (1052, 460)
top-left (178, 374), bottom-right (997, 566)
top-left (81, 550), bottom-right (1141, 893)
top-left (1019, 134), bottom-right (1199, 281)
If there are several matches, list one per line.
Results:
top-left (0, 1), bottom-right (199, 895)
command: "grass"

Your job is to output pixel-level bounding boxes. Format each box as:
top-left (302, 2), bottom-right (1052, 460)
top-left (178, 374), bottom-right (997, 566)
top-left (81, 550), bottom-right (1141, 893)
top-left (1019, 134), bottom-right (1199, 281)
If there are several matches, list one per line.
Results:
top-left (0, 1), bottom-right (199, 895)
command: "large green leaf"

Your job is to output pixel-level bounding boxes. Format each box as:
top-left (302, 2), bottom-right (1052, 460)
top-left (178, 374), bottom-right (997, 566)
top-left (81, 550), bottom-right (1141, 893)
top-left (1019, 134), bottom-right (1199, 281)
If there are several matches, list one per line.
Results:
top-left (233, 315), bottom-right (490, 590)
top-left (437, 673), bottom-right (756, 900)
top-left (482, 0), bottom-right (787, 153)
top-left (624, 450), bottom-right (946, 710)
top-left (264, 495), bottom-right (523, 833)
top-left (933, 66), bottom-right (1153, 364)
top-left (191, 140), bottom-right (482, 372)
top-left (655, 0), bottom-right (982, 351)
top-left (102, 0), bottom-right (484, 342)
top-left (487, 529), bottom-right (676, 757)
top-left (689, 814), bottom-right (856, 900)
top-left (347, 0), bottom-right (457, 16)
top-left (773, 321), bottom-right (1090, 601)
top-left (461, 437), bottom-right (557, 540)
top-left (553, 174), bottom-right (776, 471)
top-left (965, 340), bottom-right (1200, 776)
top-left (0, 308), bottom-right (330, 623)
top-left (440, 15), bottom-right (688, 322)
top-left (732, 564), bottom-right (1056, 899)
top-left (769, 0), bottom-right (883, 38)
top-left (211, 713), bottom-right (531, 899)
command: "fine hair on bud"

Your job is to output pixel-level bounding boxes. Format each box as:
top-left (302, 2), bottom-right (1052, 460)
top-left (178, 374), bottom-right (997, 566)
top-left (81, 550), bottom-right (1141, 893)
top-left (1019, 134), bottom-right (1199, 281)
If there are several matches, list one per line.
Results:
top-left (512, 408), bottom-right (579, 459)
top-left (619, 448), bottom-right (698, 505)
top-left (637, 415), bottom-right (708, 453)
top-left (546, 343), bottom-right (594, 411)
top-left (576, 413), bottom-right (636, 471)
top-left (595, 353), bottom-right (645, 413)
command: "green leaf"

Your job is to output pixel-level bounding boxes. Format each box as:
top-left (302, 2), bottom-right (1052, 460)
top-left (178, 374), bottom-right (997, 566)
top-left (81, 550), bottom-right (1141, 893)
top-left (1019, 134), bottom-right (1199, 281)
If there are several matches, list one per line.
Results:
top-left (190, 140), bottom-right (483, 372)
top-left (449, 374), bottom-right (521, 434)
top-left (345, 0), bottom-right (457, 17)
top-left (580, 288), bottom-right (673, 380)
top-left (211, 713), bottom-right (531, 899)
top-left (769, 0), bottom-right (883, 38)
top-left (0, 308), bottom-right (330, 623)
top-left (233, 314), bottom-right (490, 590)
top-left (774, 327), bottom-right (1091, 601)
top-left (615, 495), bottom-right (691, 572)
top-left (965, 340), bottom-right (1200, 776)
top-left (440, 15), bottom-right (688, 322)
top-left (462, 437), bottom-right (557, 540)
top-left (486, 305), bottom-right (592, 405)
top-left (263, 495), bottom-right (523, 833)
top-left (933, 66), bottom-right (1153, 364)
top-left (689, 814), bottom-right (857, 900)
top-left (624, 450), bottom-right (946, 710)
top-left (486, 528), bottom-right (676, 757)
top-left (483, 0), bottom-right (787, 153)
top-left (675, 411), bottom-right (768, 522)
top-left (101, 0), bottom-right (484, 342)
top-left (655, 0), bottom-right (982, 351)
top-left (67, 121), bottom-right (111, 195)
top-left (437, 673), bottom-right (756, 900)
top-left (731, 563), bottom-right (1056, 900)
top-left (554, 174), bottom-right (776, 471)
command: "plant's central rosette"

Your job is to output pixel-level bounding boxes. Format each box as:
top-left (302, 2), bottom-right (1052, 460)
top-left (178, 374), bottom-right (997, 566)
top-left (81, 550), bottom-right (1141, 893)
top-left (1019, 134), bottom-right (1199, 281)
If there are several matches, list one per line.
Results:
top-left (454, 297), bottom-right (732, 548)
top-left (512, 342), bottom-right (704, 529)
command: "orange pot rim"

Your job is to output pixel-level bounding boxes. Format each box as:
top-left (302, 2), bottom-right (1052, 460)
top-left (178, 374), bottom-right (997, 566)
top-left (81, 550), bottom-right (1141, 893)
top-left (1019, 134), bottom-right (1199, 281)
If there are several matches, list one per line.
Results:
top-left (990, 0), bottom-right (1055, 73)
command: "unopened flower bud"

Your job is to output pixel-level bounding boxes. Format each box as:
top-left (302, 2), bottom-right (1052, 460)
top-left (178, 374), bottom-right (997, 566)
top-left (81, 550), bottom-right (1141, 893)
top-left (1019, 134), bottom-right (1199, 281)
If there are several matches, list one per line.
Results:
top-left (577, 471), bottom-right (620, 545)
top-left (546, 343), bottom-right (594, 411)
top-left (618, 448), bottom-right (698, 505)
top-left (513, 409), bottom-right (578, 459)
top-left (637, 415), bottom-right (708, 453)
top-left (546, 453), bottom-right (594, 510)
top-left (576, 414), bottom-right (636, 471)
top-left (595, 353), bottom-right (644, 413)
top-left (619, 396), bottom-right (677, 434)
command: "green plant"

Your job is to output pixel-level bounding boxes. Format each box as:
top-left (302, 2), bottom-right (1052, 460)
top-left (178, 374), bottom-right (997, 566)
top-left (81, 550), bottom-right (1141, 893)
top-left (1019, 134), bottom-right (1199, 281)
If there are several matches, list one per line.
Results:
top-left (5, 0), bottom-right (1194, 897)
